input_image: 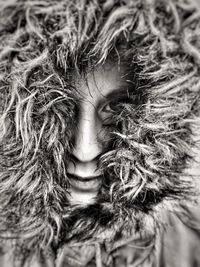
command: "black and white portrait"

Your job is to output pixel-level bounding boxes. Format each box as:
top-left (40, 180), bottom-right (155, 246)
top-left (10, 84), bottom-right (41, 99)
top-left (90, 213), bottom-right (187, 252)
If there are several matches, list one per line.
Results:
top-left (0, 0), bottom-right (200, 266)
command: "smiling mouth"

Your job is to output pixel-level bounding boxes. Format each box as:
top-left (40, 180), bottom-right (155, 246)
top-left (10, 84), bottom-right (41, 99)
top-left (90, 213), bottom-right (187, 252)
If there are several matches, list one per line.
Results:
top-left (68, 173), bottom-right (102, 192)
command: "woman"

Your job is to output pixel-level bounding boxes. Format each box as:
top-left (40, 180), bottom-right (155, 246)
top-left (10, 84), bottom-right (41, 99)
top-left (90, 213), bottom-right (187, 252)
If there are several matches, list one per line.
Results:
top-left (0, 0), bottom-right (200, 266)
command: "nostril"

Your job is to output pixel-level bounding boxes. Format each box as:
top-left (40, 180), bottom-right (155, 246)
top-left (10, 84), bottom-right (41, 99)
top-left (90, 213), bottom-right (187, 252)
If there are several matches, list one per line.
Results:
top-left (68, 154), bottom-right (78, 164)
top-left (69, 148), bottom-right (103, 163)
top-left (69, 133), bottom-right (103, 162)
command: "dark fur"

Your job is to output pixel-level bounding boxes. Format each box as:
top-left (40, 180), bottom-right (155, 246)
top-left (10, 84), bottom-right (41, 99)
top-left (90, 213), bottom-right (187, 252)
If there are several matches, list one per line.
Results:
top-left (0, 0), bottom-right (200, 264)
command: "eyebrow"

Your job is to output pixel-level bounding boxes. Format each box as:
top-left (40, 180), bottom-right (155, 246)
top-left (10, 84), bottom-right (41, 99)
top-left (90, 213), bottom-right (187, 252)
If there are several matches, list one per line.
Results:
top-left (105, 84), bottom-right (134, 100)
top-left (97, 85), bottom-right (135, 110)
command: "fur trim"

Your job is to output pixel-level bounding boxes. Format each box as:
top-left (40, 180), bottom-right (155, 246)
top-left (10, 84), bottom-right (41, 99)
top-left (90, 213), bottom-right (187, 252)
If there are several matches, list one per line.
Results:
top-left (0, 0), bottom-right (200, 261)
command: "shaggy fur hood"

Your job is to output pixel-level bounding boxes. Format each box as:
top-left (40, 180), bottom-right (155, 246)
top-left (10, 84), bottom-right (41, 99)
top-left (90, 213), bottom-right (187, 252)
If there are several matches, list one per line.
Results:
top-left (0, 0), bottom-right (200, 265)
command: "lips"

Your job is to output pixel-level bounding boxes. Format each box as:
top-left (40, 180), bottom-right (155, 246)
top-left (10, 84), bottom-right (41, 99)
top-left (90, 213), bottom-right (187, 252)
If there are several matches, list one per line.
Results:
top-left (68, 173), bottom-right (102, 192)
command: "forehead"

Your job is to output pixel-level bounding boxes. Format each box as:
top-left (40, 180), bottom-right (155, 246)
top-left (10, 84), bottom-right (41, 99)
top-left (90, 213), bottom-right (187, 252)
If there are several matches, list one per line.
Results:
top-left (76, 64), bottom-right (125, 103)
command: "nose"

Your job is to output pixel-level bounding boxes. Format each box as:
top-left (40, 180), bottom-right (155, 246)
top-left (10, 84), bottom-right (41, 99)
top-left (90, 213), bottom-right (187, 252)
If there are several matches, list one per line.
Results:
top-left (71, 107), bottom-right (102, 163)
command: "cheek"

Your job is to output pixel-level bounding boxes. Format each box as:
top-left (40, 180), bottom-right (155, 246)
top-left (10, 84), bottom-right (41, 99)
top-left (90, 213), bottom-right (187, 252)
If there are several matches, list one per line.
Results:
top-left (97, 125), bottom-right (116, 151)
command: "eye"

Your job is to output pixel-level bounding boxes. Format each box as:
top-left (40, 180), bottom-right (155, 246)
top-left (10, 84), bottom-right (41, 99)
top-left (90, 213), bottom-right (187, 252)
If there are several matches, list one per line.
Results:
top-left (102, 101), bottom-right (117, 113)
top-left (99, 101), bottom-right (117, 125)
top-left (99, 96), bottom-right (132, 125)
top-left (98, 89), bottom-right (139, 125)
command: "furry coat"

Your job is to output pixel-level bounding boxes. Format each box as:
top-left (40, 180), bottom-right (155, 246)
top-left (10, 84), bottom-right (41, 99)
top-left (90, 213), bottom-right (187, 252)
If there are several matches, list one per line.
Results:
top-left (0, 208), bottom-right (200, 266)
top-left (0, 0), bottom-right (200, 266)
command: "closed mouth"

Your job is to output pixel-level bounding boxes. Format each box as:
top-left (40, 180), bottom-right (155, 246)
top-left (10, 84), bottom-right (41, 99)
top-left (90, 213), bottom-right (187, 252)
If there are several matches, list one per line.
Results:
top-left (67, 173), bottom-right (102, 192)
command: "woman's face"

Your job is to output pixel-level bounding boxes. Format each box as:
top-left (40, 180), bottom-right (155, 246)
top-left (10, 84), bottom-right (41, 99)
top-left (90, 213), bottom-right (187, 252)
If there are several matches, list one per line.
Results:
top-left (67, 65), bottom-right (127, 205)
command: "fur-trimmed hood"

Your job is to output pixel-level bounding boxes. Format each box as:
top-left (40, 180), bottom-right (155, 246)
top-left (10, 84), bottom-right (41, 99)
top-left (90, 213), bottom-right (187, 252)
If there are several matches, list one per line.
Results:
top-left (0, 0), bottom-right (200, 266)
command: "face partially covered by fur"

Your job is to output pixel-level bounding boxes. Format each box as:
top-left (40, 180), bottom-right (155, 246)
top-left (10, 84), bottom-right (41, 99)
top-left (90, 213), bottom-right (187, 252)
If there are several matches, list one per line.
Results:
top-left (0, 0), bottom-right (200, 256)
